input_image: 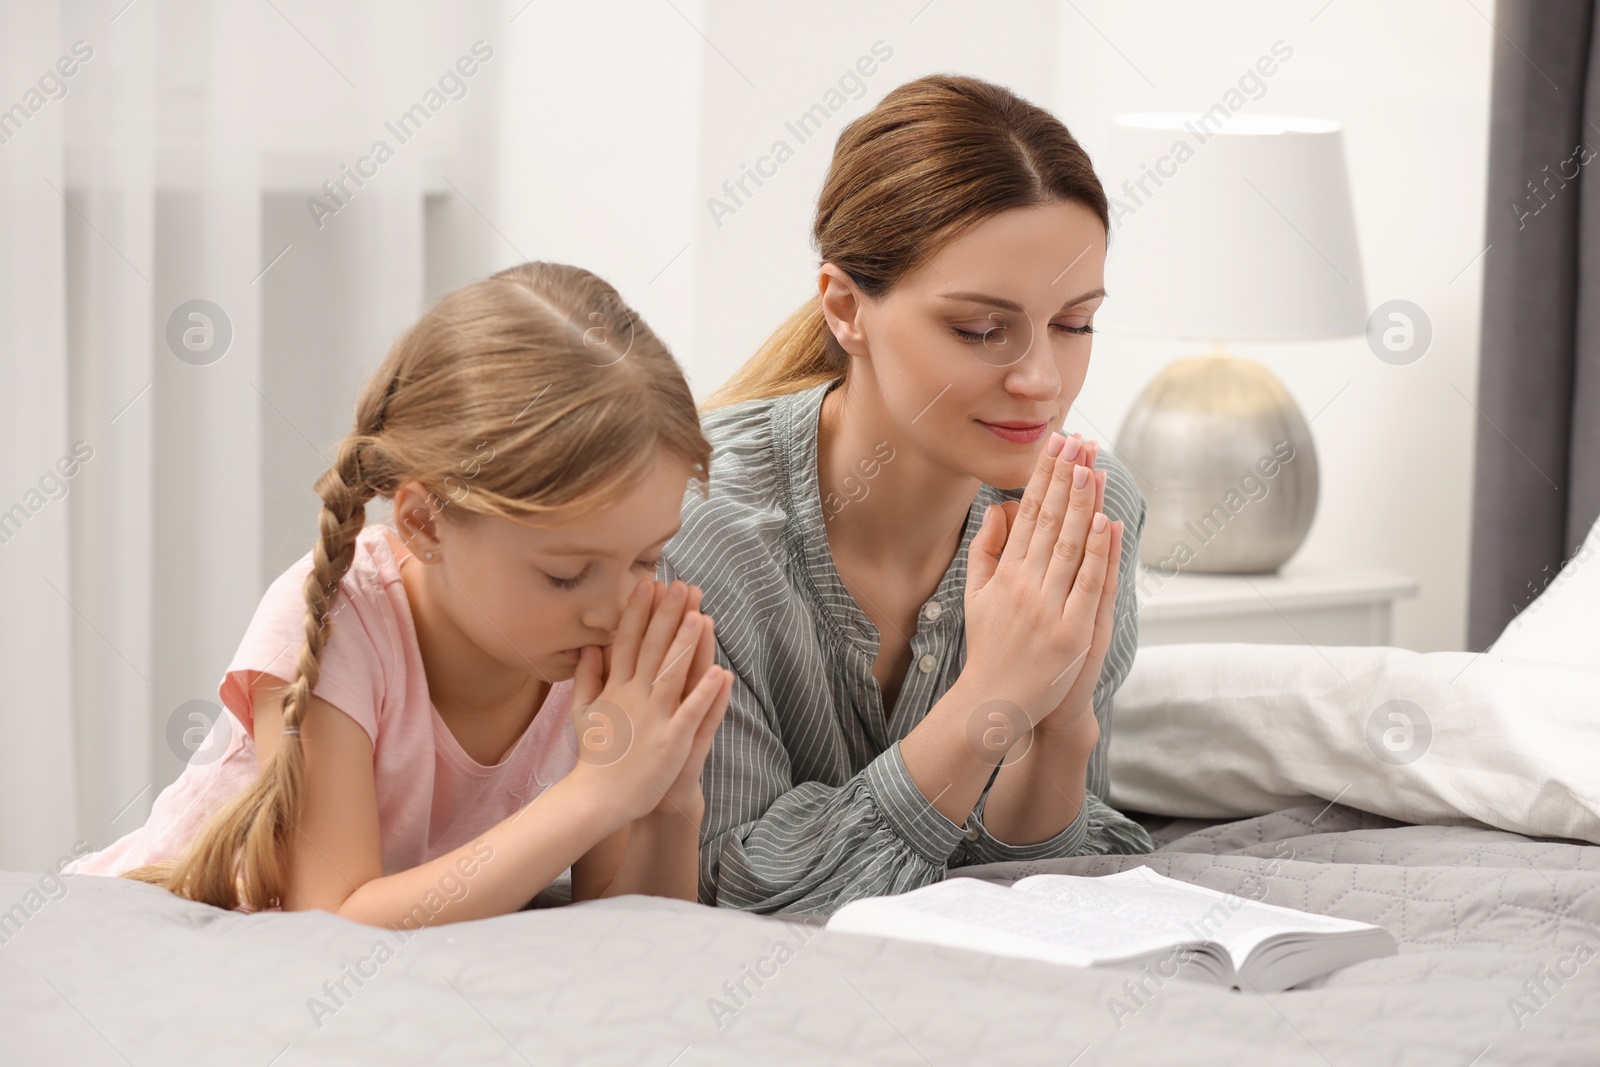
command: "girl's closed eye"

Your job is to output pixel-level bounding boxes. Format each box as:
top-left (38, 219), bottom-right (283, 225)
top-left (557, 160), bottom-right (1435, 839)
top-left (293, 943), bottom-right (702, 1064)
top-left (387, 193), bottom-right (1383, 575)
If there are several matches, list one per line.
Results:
top-left (543, 557), bottom-right (660, 591)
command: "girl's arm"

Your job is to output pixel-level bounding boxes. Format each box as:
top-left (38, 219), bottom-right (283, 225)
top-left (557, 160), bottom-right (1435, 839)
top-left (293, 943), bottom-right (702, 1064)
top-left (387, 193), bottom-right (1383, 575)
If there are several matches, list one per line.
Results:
top-left (254, 675), bottom-right (634, 926)
top-left (592, 806), bottom-right (702, 901)
top-left (570, 807), bottom-right (703, 903)
top-left (262, 577), bottom-right (726, 926)
top-left (570, 601), bottom-right (726, 904)
top-left (570, 823), bottom-right (630, 901)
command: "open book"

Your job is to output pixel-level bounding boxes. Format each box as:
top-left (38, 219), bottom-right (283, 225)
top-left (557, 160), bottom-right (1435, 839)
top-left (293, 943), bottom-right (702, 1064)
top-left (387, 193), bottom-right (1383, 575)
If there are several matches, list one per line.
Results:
top-left (826, 866), bottom-right (1397, 993)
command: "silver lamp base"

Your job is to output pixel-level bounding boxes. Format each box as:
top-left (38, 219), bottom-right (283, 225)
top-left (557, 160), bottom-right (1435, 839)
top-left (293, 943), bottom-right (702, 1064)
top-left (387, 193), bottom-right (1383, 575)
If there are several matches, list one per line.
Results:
top-left (1114, 351), bottom-right (1319, 574)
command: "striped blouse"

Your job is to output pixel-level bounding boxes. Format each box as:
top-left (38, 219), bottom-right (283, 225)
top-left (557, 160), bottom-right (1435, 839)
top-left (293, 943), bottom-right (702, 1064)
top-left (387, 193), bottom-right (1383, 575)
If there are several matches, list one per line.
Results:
top-left (661, 379), bottom-right (1153, 915)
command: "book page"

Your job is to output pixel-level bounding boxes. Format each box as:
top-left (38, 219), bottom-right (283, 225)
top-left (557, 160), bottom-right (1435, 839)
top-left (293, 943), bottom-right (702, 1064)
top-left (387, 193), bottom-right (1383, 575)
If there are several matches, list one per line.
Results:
top-left (827, 876), bottom-right (1203, 967)
top-left (1014, 867), bottom-right (1375, 963)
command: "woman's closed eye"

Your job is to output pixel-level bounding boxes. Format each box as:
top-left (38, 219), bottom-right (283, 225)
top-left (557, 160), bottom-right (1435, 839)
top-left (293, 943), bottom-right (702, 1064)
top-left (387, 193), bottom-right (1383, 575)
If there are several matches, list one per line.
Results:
top-left (544, 557), bottom-right (660, 591)
top-left (951, 321), bottom-right (1094, 342)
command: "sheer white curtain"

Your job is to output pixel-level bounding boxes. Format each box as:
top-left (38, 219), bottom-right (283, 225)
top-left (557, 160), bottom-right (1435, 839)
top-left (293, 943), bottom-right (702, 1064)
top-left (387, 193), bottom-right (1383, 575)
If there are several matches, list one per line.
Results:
top-left (0, 0), bottom-right (503, 871)
top-left (1, 0), bottom-right (80, 872)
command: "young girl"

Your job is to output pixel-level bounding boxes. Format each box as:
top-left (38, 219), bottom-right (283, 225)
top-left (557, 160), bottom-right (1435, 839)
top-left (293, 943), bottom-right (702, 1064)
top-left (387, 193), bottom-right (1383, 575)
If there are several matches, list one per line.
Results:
top-left (664, 74), bottom-right (1153, 915)
top-left (66, 262), bottom-right (735, 925)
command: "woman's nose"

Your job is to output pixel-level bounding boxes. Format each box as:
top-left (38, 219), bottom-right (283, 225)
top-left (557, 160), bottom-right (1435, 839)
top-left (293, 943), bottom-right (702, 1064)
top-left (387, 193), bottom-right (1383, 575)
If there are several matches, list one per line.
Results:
top-left (1006, 334), bottom-right (1062, 399)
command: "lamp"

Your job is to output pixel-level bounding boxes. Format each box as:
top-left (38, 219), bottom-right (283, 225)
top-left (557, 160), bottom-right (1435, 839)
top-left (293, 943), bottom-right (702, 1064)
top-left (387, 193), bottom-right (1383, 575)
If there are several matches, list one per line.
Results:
top-left (1100, 112), bottom-right (1366, 573)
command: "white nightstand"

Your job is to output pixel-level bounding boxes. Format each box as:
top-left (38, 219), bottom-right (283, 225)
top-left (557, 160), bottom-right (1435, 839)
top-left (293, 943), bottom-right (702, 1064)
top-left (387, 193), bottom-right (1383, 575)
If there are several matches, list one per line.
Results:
top-left (1134, 565), bottom-right (1419, 646)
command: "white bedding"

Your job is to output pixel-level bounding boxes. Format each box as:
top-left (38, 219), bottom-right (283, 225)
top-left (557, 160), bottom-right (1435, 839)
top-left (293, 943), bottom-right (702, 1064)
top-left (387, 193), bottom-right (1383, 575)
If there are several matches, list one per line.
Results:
top-left (1109, 516), bottom-right (1600, 842)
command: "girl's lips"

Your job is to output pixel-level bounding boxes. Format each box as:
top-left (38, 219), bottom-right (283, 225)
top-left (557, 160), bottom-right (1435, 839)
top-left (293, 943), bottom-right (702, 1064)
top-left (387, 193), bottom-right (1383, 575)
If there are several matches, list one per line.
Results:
top-left (978, 420), bottom-right (1049, 444)
top-left (557, 648), bottom-right (582, 661)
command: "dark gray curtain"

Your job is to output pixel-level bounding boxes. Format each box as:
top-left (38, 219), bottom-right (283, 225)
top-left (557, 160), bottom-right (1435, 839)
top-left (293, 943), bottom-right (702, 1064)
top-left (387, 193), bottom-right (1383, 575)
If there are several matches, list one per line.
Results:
top-left (1470, 0), bottom-right (1600, 649)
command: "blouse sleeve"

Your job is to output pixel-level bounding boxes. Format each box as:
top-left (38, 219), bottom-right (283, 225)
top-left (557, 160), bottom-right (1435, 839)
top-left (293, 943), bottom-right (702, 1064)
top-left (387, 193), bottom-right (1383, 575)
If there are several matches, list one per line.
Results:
top-left (657, 547), bottom-right (967, 915)
top-left (694, 654), bottom-right (973, 915)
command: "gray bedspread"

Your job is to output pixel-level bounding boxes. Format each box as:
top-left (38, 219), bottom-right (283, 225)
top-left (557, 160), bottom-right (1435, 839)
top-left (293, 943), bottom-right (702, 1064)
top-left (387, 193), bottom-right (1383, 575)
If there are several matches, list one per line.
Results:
top-left (4, 804), bottom-right (1597, 1065)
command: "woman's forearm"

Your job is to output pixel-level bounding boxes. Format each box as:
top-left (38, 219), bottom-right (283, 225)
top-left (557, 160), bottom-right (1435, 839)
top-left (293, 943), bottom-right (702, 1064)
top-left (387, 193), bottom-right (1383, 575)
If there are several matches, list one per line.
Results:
top-left (897, 674), bottom-right (1023, 828)
top-left (598, 803), bottom-right (704, 901)
top-left (979, 706), bottom-right (1098, 845)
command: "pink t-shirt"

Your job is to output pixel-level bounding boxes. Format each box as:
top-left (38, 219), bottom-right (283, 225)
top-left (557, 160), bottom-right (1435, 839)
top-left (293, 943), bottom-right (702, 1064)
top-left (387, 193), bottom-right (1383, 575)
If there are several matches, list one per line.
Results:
top-left (66, 524), bottom-right (578, 882)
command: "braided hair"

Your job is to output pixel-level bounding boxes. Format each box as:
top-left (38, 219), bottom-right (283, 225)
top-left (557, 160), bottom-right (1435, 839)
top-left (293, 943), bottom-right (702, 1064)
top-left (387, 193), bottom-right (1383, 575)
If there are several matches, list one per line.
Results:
top-left (120, 262), bottom-right (710, 911)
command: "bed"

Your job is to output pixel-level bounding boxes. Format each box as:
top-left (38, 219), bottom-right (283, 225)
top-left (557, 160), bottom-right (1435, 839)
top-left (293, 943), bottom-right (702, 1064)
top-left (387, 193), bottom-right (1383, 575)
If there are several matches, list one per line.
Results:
top-left (4, 801), bottom-right (1597, 1065)
top-left (7, 523), bottom-right (1596, 1063)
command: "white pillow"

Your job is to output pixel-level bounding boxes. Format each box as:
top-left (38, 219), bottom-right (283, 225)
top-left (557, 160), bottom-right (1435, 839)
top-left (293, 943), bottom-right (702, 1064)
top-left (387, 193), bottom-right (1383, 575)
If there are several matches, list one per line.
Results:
top-left (1109, 512), bottom-right (1600, 840)
top-left (1486, 511), bottom-right (1600, 669)
top-left (1108, 642), bottom-right (1600, 844)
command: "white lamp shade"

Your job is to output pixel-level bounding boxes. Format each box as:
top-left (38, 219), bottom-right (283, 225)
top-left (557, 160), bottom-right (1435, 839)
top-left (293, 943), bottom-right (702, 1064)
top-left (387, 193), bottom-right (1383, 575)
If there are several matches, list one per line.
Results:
top-left (1097, 113), bottom-right (1367, 341)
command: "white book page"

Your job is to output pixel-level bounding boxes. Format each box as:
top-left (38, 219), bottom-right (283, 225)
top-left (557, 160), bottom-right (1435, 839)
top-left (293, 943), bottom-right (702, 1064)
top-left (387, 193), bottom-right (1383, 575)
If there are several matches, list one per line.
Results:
top-left (826, 877), bottom-right (1195, 967)
top-left (1013, 867), bottom-right (1376, 963)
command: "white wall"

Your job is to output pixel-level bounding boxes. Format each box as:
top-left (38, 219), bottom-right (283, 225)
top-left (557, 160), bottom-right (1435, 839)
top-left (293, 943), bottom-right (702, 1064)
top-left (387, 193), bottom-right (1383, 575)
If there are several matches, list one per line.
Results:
top-left (1051, 0), bottom-right (1491, 652)
top-left (491, 0), bottom-right (706, 388)
top-left (690, 0), bottom-right (1059, 392)
top-left (681, 0), bottom-right (1492, 652)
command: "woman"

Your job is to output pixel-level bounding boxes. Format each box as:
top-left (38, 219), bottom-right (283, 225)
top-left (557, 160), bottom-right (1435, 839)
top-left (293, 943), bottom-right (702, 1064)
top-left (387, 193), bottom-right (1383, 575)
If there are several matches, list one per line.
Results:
top-left (661, 74), bottom-right (1153, 916)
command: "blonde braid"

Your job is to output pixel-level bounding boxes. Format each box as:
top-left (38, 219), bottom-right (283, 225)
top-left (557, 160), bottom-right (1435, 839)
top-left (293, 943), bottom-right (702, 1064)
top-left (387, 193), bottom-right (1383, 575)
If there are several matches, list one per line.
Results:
top-left (120, 261), bottom-right (711, 914)
top-left (286, 438), bottom-right (378, 732)
top-left (122, 433), bottom-right (385, 910)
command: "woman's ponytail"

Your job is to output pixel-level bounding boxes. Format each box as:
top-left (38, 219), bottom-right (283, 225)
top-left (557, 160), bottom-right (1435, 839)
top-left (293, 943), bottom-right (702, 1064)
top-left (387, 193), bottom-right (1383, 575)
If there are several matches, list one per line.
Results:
top-left (702, 299), bottom-right (843, 411)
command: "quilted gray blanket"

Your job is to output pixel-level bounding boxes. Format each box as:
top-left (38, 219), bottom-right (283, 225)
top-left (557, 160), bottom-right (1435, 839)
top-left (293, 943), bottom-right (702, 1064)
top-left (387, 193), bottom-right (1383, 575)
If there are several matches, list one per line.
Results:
top-left (4, 804), bottom-right (1597, 1065)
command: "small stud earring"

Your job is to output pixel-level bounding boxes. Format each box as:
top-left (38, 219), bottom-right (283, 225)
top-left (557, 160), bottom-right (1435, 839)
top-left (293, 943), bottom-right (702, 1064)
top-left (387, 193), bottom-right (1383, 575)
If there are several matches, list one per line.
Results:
top-left (425, 551), bottom-right (434, 560)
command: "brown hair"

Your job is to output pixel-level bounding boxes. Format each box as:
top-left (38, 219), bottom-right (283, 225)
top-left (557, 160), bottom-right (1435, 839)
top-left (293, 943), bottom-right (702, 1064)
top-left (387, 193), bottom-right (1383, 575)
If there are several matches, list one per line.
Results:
top-left (121, 262), bottom-right (710, 912)
top-left (704, 73), bottom-right (1110, 410)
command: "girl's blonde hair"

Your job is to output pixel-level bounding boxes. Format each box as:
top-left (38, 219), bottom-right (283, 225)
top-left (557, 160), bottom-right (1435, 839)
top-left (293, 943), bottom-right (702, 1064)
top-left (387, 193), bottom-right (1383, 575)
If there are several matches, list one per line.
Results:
top-left (121, 262), bottom-right (711, 912)
top-left (703, 73), bottom-right (1110, 411)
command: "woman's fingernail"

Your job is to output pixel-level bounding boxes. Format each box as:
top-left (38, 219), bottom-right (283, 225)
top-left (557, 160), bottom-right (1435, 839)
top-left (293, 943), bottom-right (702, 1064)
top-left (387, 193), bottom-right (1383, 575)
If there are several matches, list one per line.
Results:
top-left (1061, 435), bottom-right (1081, 461)
top-left (1046, 432), bottom-right (1065, 457)
top-left (1092, 512), bottom-right (1108, 533)
top-left (1073, 464), bottom-right (1090, 488)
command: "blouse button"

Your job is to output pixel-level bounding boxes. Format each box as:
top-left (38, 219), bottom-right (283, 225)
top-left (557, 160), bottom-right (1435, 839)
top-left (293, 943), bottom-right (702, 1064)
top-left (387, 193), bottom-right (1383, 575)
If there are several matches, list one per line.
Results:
top-left (921, 601), bottom-right (943, 622)
top-left (917, 653), bottom-right (937, 674)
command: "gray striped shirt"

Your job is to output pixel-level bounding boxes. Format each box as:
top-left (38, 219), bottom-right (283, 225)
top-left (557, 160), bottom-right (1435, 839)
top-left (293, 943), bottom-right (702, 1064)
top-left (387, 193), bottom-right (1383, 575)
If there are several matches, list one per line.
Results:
top-left (662, 380), bottom-right (1152, 915)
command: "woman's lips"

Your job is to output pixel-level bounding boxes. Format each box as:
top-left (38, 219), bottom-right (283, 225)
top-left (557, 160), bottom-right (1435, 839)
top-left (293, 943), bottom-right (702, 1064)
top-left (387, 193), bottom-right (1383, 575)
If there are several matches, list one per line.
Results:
top-left (977, 420), bottom-right (1050, 444)
top-left (557, 648), bottom-right (582, 662)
